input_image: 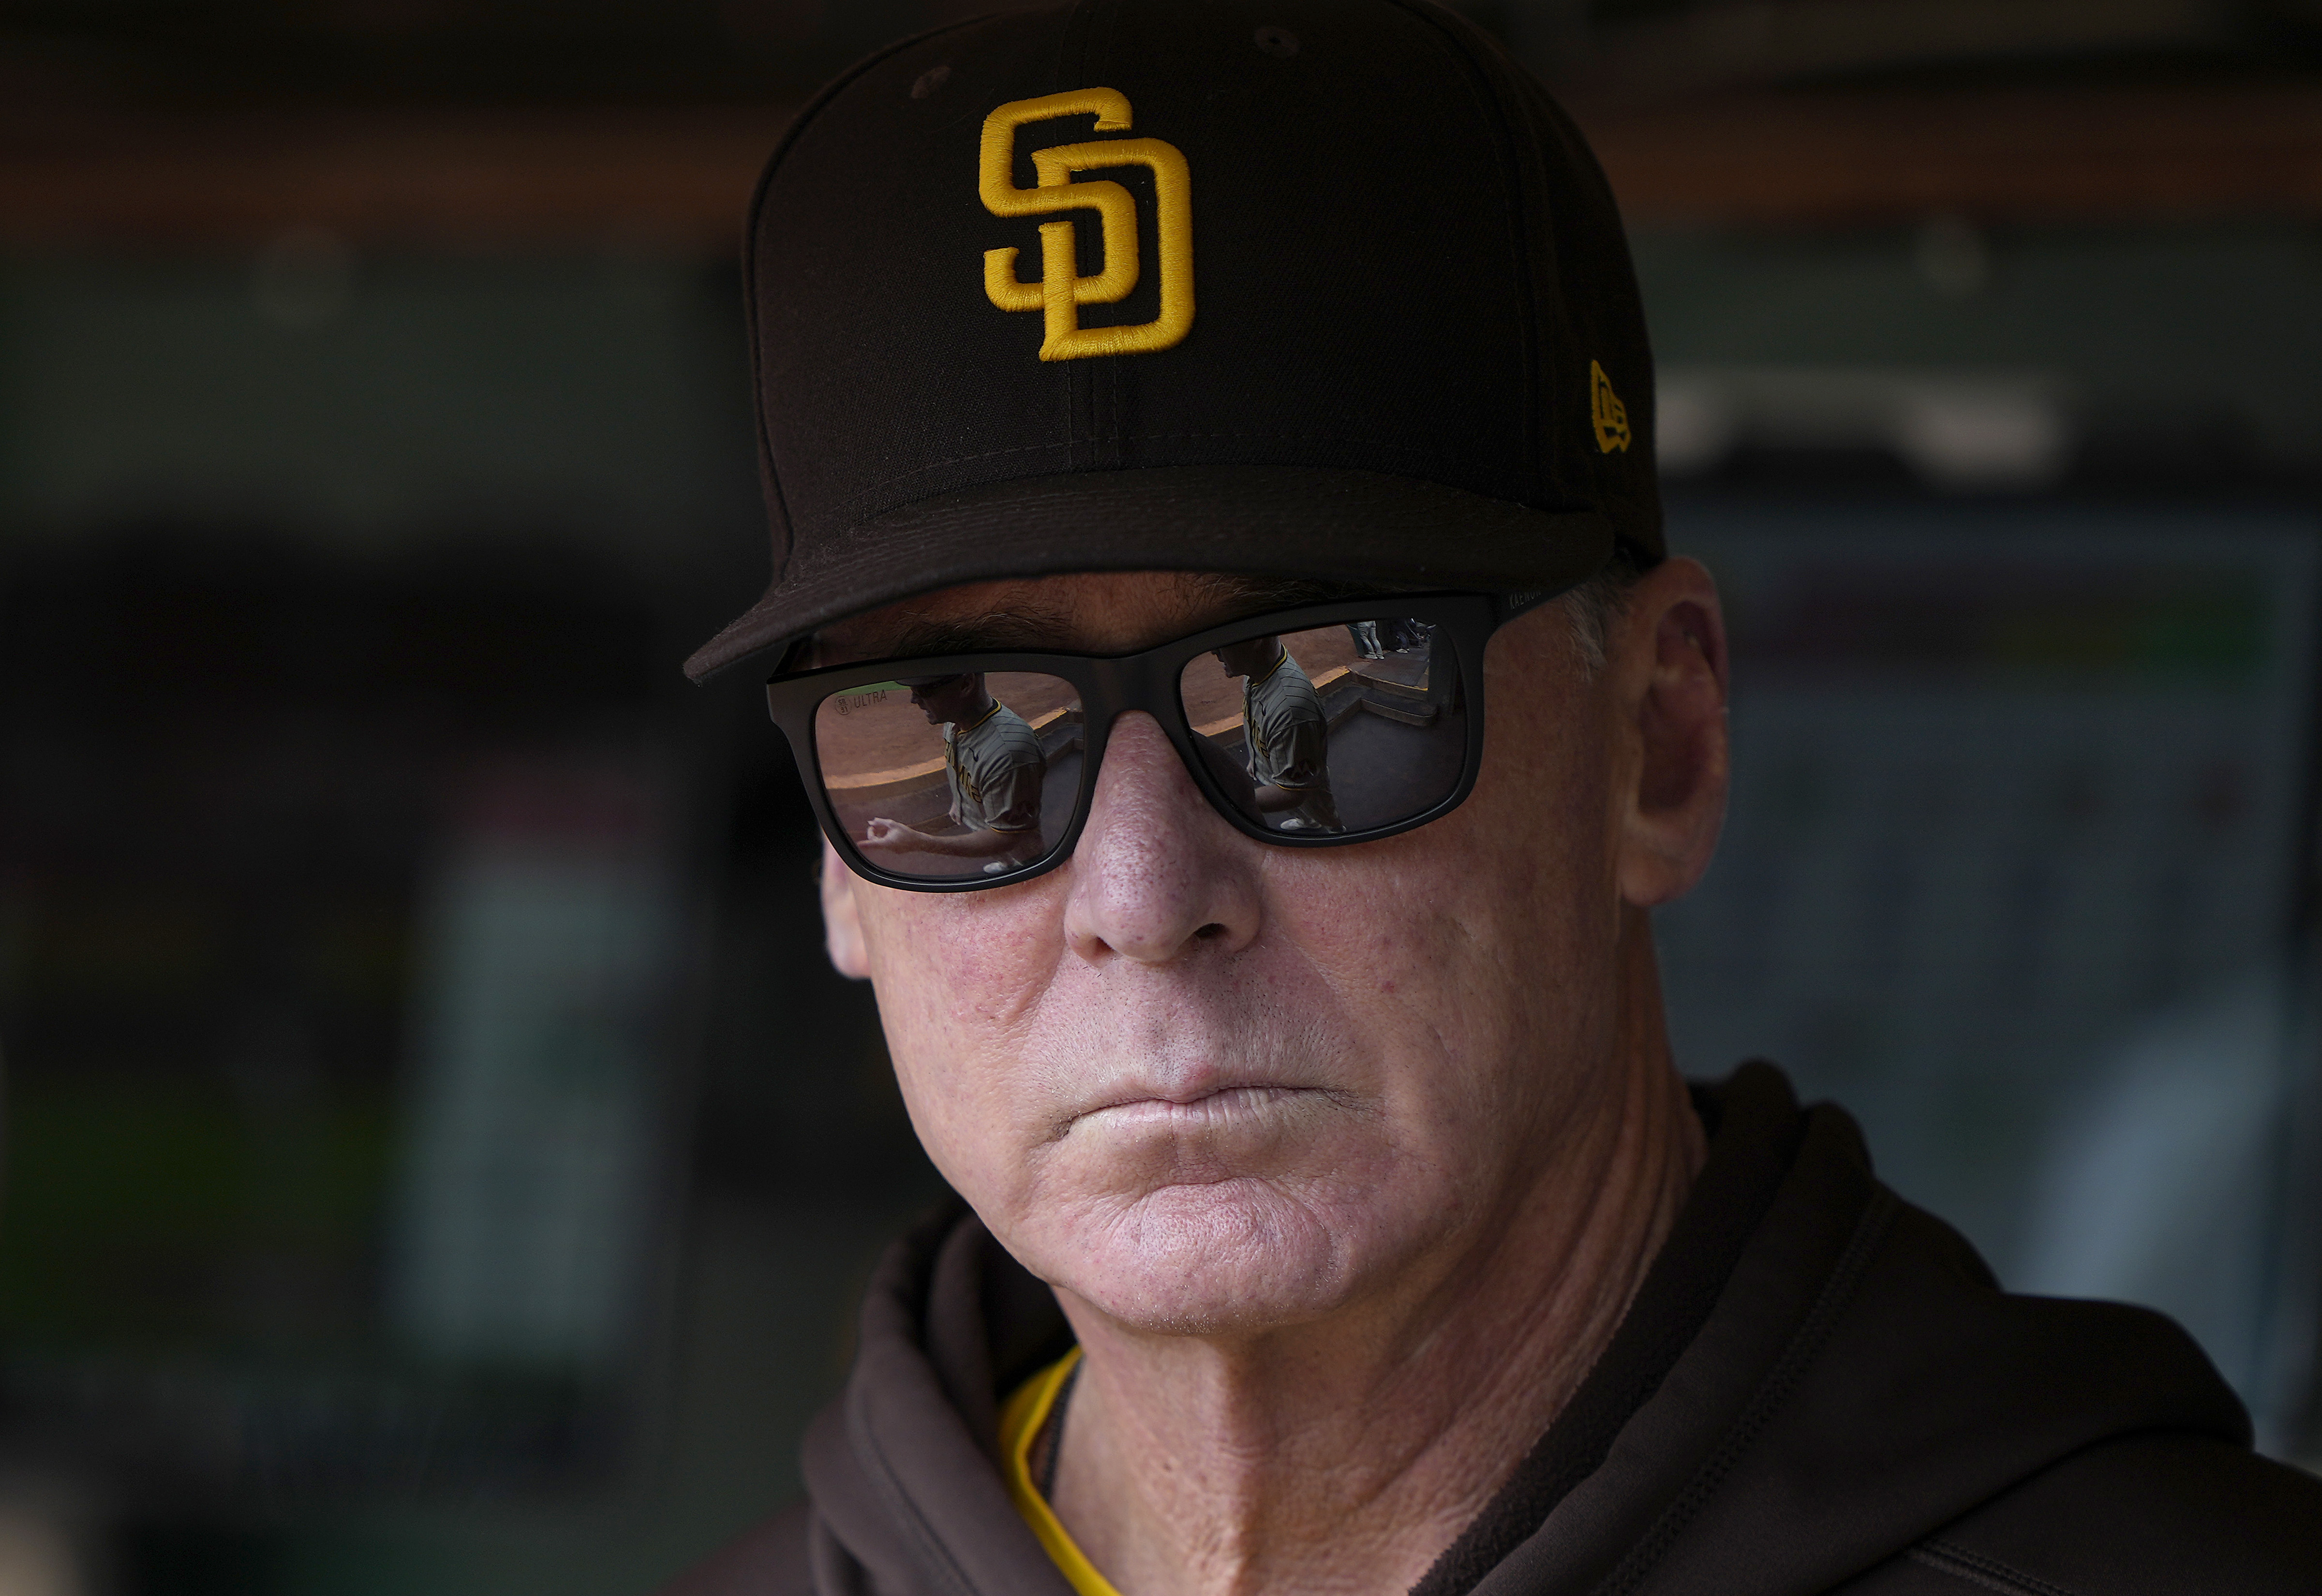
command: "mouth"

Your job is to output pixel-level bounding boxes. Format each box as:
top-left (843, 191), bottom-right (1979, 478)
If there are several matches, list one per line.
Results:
top-left (1062, 1083), bottom-right (1325, 1138)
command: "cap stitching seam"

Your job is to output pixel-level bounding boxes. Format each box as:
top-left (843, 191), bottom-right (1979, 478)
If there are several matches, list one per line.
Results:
top-left (784, 512), bottom-right (1588, 578)
top-left (832, 434), bottom-right (1531, 516)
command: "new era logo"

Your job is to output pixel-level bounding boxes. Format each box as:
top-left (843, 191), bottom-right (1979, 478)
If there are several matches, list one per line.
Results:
top-left (1591, 360), bottom-right (1631, 454)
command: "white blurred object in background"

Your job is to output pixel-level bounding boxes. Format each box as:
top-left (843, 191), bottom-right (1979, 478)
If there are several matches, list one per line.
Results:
top-left (1657, 366), bottom-right (2075, 490)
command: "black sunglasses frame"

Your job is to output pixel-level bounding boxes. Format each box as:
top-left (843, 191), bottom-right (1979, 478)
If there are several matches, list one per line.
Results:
top-left (765, 589), bottom-right (1564, 893)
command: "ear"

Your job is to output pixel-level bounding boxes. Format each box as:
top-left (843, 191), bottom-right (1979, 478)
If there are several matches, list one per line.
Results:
top-left (1610, 557), bottom-right (1730, 909)
top-left (820, 839), bottom-right (872, 979)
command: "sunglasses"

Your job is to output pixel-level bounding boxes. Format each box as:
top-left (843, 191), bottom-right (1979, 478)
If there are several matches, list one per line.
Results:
top-left (766, 590), bottom-right (1564, 892)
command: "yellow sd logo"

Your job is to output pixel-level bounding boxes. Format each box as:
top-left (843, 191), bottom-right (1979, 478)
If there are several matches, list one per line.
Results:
top-left (980, 89), bottom-right (1194, 362)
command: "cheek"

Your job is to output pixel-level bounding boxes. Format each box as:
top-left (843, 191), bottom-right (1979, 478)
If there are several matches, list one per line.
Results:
top-left (1467, 651), bottom-right (1624, 931)
top-left (1261, 682), bottom-right (1623, 1114)
top-left (854, 883), bottom-right (1066, 1178)
top-left (861, 887), bottom-right (1051, 1020)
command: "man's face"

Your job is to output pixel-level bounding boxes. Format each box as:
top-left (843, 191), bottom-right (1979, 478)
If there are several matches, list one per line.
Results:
top-left (904, 673), bottom-right (979, 726)
top-left (1211, 635), bottom-right (1274, 680)
top-left (818, 568), bottom-right (1726, 1338)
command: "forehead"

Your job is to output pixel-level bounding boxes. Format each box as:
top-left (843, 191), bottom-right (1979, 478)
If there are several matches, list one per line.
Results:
top-left (813, 570), bottom-right (1373, 665)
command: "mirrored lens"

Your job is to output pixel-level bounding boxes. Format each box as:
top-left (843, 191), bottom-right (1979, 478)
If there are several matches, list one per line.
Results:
top-left (814, 672), bottom-right (1084, 882)
top-left (1178, 617), bottom-right (1464, 836)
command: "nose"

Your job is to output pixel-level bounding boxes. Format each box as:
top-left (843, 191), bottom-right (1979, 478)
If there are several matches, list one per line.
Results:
top-left (1061, 711), bottom-right (1262, 966)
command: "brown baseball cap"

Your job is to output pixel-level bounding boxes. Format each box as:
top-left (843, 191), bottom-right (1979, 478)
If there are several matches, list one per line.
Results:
top-left (686, 0), bottom-right (1661, 683)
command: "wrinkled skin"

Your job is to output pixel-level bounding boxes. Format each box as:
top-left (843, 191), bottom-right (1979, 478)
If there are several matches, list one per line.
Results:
top-left (816, 562), bottom-right (1729, 1595)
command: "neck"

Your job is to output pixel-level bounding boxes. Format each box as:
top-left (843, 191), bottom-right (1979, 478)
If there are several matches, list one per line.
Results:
top-left (1046, 913), bottom-right (1703, 1596)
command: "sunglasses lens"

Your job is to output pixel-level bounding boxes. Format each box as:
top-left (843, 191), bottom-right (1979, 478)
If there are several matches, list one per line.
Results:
top-left (814, 672), bottom-right (1084, 883)
top-left (1178, 617), bottom-right (1465, 837)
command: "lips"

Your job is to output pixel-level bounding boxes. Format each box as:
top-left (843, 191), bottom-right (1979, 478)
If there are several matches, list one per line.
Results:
top-left (1062, 1083), bottom-right (1321, 1136)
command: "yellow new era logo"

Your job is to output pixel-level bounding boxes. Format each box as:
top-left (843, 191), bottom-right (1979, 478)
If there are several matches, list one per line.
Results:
top-left (1591, 360), bottom-right (1631, 454)
top-left (980, 89), bottom-right (1196, 362)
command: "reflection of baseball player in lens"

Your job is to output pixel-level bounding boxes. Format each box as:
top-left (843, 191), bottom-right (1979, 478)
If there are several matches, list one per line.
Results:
top-left (1211, 636), bottom-right (1341, 832)
top-left (859, 673), bottom-right (1046, 866)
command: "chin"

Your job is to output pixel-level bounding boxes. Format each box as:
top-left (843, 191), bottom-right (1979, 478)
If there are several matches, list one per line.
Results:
top-left (1036, 1175), bottom-right (1397, 1337)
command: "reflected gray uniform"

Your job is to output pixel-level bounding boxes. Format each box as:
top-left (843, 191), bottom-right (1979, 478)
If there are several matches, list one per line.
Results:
top-left (1243, 649), bottom-right (1340, 830)
top-left (945, 701), bottom-right (1046, 837)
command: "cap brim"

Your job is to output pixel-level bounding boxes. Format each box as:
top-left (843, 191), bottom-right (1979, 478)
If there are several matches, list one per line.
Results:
top-left (684, 465), bottom-right (1614, 683)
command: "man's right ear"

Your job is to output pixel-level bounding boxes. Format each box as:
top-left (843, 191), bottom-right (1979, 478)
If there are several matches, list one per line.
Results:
top-left (820, 840), bottom-right (871, 979)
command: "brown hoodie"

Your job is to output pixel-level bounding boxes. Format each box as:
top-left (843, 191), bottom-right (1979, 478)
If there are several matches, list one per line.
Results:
top-left (661, 1065), bottom-right (2322, 1596)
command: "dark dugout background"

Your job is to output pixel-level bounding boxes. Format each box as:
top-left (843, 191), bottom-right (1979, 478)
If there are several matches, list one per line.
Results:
top-left (1, 1), bottom-right (2321, 1591)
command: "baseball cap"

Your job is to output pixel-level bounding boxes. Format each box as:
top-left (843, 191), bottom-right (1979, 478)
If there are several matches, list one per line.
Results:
top-left (685, 0), bottom-right (1662, 684)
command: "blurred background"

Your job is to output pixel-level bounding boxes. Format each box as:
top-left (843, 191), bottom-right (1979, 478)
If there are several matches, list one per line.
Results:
top-left (0, 0), bottom-right (2319, 1590)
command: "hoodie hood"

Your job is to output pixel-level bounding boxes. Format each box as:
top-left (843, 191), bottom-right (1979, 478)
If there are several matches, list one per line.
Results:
top-left (781, 1064), bottom-right (2253, 1596)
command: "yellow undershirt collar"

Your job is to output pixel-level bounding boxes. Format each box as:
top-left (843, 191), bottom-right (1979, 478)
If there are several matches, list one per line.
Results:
top-left (997, 1347), bottom-right (1123, 1596)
